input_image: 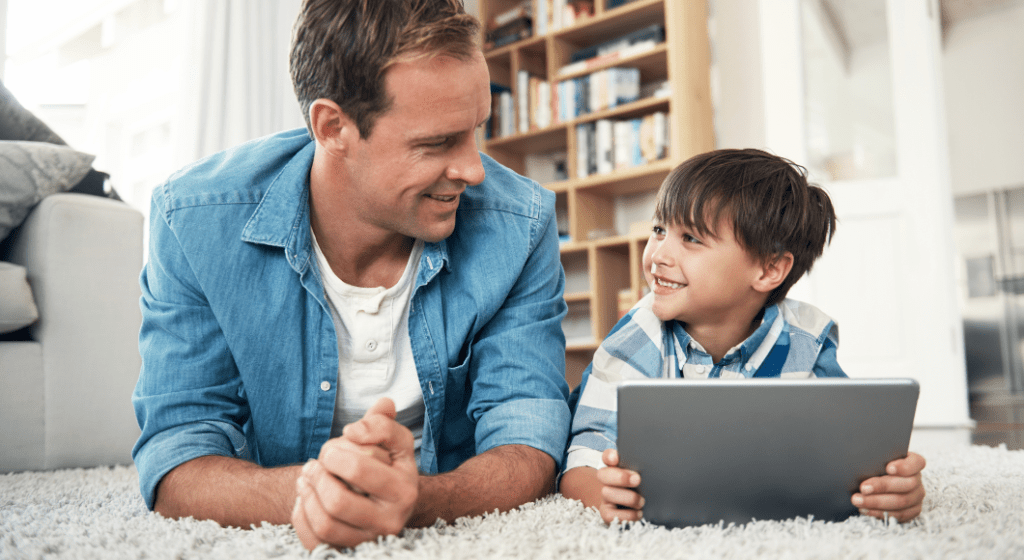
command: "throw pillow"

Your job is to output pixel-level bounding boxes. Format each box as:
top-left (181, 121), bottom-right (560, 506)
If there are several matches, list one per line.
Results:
top-left (0, 261), bottom-right (39, 334)
top-left (0, 79), bottom-right (66, 145)
top-left (0, 141), bottom-right (95, 241)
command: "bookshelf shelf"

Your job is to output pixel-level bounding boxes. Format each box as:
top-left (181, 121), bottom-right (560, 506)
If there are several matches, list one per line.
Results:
top-left (552, 0), bottom-right (664, 44)
top-left (480, 0), bottom-right (714, 386)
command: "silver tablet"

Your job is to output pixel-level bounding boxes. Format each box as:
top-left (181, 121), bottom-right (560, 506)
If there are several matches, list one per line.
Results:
top-left (617, 377), bottom-right (919, 527)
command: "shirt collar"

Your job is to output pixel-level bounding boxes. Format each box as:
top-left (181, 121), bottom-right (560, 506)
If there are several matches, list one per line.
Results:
top-left (240, 137), bottom-right (317, 273)
top-left (670, 304), bottom-right (782, 366)
top-left (237, 132), bottom-right (456, 285)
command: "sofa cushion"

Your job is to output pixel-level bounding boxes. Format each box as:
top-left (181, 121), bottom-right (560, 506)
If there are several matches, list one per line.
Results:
top-left (0, 261), bottom-right (38, 333)
top-left (0, 79), bottom-right (66, 145)
top-left (0, 141), bottom-right (95, 241)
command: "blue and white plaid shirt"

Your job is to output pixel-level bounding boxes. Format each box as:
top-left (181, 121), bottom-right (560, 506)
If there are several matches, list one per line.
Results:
top-left (564, 293), bottom-right (847, 473)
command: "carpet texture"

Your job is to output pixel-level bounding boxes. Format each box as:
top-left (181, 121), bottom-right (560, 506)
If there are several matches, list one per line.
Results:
top-left (2, 444), bottom-right (1023, 559)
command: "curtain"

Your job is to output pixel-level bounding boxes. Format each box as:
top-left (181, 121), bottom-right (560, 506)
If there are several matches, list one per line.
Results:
top-left (174, 0), bottom-right (304, 167)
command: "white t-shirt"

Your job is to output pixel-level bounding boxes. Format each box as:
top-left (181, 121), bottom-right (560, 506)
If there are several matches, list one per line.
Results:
top-left (311, 231), bottom-right (426, 450)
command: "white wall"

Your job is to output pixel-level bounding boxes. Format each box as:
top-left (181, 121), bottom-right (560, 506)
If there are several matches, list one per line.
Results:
top-left (943, 0), bottom-right (1024, 196)
top-left (0, 0), bottom-right (7, 79)
top-left (708, 0), bottom-right (767, 150)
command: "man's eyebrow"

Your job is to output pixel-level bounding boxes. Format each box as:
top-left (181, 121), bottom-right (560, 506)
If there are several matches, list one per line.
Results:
top-left (411, 114), bottom-right (492, 144)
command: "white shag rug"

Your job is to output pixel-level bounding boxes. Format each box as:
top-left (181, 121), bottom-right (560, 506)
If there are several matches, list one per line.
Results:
top-left (3, 444), bottom-right (1023, 560)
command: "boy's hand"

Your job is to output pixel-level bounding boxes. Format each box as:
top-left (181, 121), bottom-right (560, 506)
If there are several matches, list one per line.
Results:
top-left (851, 451), bottom-right (926, 523)
top-left (595, 449), bottom-right (644, 523)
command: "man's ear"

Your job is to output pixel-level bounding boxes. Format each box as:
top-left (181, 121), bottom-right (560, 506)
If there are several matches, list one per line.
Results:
top-left (309, 99), bottom-right (359, 156)
top-left (753, 252), bottom-right (794, 294)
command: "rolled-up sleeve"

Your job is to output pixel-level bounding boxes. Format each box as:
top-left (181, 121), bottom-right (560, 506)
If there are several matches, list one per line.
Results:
top-left (132, 185), bottom-right (251, 510)
top-left (467, 187), bottom-right (571, 468)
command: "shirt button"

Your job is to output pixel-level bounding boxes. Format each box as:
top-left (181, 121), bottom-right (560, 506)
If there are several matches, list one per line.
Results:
top-left (366, 340), bottom-right (378, 351)
top-left (695, 365), bottom-right (706, 374)
top-left (320, 381), bottom-right (331, 391)
top-left (745, 364), bottom-right (753, 372)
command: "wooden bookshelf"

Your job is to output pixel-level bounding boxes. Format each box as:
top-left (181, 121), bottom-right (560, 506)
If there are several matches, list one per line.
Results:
top-left (480, 0), bottom-right (715, 388)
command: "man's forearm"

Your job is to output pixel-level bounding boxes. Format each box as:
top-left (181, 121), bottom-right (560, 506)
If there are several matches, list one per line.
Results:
top-left (154, 455), bottom-right (301, 528)
top-left (408, 444), bottom-right (556, 527)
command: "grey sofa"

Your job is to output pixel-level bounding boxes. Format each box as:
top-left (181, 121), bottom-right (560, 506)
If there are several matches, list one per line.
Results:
top-left (0, 193), bottom-right (144, 473)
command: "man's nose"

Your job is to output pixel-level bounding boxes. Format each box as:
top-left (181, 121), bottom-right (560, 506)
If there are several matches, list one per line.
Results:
top-left (447, 141), bottom-right (486, 186)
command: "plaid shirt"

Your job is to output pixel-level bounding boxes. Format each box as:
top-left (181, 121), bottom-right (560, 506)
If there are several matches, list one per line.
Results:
top-left (564, 293), bottom-right (846, 473)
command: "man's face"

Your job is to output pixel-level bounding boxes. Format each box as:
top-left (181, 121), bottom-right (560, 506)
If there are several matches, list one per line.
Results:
top-left (339, 51), bottom-right (491, 243)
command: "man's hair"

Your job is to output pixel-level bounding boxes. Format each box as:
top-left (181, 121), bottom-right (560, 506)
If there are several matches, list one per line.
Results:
top-left (290, 0), bottom-right (481, 139)
top-left (654, 148), bottom-right (837, 307)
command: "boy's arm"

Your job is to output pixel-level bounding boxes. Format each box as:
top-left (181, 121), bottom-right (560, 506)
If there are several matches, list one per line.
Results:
top-left (561, 450), bottom-right (643, 524)
top-left (560, 466), bottom-right (603, 508)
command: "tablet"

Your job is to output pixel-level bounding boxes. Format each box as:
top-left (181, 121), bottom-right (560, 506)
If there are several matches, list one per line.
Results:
top-left (616, 377), bottom-right (919, 527)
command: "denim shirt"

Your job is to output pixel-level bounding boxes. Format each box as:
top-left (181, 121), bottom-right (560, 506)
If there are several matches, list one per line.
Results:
top-left (132, 128), bottom-right (571, 510)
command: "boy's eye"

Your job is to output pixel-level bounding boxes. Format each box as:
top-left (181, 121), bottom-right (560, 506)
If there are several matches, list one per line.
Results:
top-left (652, 225), bottom-right (666, 236)
top-left (683, 233), bottom-right (702, 244)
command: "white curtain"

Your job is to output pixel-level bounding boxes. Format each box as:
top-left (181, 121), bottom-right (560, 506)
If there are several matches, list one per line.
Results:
top-left (174, 0), bottom-right (305, 167)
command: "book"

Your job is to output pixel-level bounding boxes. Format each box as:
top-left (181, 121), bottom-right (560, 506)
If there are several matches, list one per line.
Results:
top-left (537, 79), bottom-right (552, 129)
top-left (517, 70), bottom-right (530, 133)
top-left (558, 40), bottom-right (659, 76)
top-left (500, 89), bottom-right (515, 138)
top-left (654, 111), bottom-right (668, 160)
top-left (488, 1), bottom-right (531, 30)
top-left (489, 83), bottom-right (511, 139)
top-left (576, 122), bottom-right (596, 178)
top-left (640, 79), bottom-right (671, 99)
top-left (568, 23), bottom-right (664, 63)
top-left (595, 119), bottom-right (614, 174)
top-left (487, 16), bottom-right (532, 48)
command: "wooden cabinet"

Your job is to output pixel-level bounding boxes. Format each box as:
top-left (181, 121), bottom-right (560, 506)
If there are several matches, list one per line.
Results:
top-left (479, 0), bottom-right (714, 387)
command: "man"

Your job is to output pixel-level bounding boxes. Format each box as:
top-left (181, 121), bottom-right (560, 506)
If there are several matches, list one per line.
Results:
top-left (132, 0), bottom-right (570, 550)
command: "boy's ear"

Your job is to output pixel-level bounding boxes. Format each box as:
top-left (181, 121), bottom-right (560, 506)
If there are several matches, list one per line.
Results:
top-left (753, 252), bottom-right (794, 294)
top-left (309, 99), bottom-right (359, 157)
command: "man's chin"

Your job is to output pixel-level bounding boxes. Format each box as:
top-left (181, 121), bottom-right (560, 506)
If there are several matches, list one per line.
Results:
top-left (414, 221), bottom-right (457, 244)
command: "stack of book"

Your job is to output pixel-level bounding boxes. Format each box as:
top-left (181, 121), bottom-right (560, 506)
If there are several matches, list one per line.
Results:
top-left (518, 71), bottom-right (553, 133)
top-left (558, 23), bottom-right (664, 76)
top-left (485, 1), bottom-right (533, 49)
top-left (488, 84), bottom-right (515, 139)
top-left (575, 112), bottom-right (669, 178)
top-left (556, 67), bottom-right (640, 123)
top-left (535, 0), bottom-right (595, 35)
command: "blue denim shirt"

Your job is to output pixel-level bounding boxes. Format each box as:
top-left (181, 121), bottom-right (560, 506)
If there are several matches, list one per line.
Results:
top-left (133, 128), bottom-right (570, 510)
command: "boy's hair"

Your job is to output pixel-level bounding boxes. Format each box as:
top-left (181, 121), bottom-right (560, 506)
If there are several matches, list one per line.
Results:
top-left (290, 0), bottom-right (480, 139)
top-left (654, 148), bottom-right (837, 307)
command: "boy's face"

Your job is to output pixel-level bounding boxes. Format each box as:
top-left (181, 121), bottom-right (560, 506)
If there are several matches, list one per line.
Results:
top-left (642, 218), bottom-right (767, 326)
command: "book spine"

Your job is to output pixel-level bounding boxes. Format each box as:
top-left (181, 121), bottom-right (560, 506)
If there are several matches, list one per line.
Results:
top-left (575, 123), bottom-right (590, 178)
top-left (595, 119), bottom-right (613, 175)
top-left (517, 70), bottom-right (529, 134)
top-left (631, 118), bottom-right (643, 167)
top-left (501, 91), bottom-right (515, 137)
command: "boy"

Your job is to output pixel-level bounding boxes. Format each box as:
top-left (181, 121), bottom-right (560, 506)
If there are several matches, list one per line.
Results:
top-left (560, 148), bottom-right (926, 524)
